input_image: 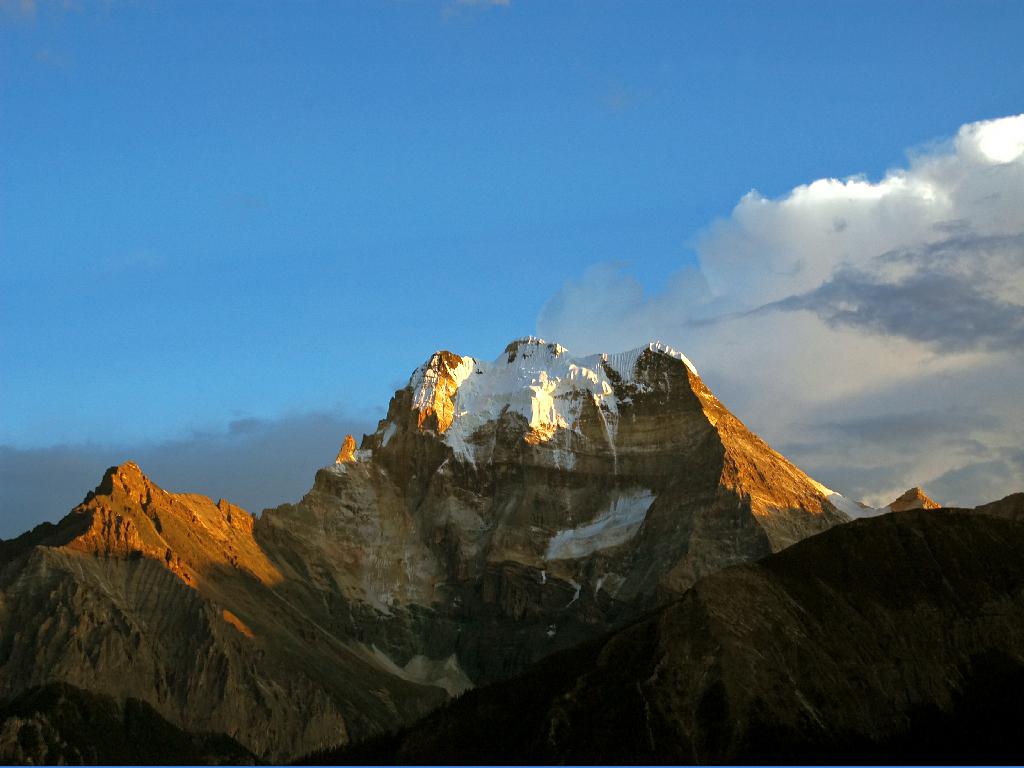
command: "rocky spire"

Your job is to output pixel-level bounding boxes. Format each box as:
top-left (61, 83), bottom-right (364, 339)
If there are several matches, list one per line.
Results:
top-left (888, 486), bottom-right (941, 512)
top-left (335, 434), bottom-right (358, 464)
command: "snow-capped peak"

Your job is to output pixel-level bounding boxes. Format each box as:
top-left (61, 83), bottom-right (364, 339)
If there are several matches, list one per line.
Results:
top-left (600, 341), bottom-right (698, 378)
top-left (646, 340), bottom-right (698, 375)
top-left (503, 336), bottom-right (568, 361)
top-left (400, 338), bottom-right (701, 463)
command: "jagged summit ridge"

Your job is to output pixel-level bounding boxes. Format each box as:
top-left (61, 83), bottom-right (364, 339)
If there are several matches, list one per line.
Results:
top-left (383, 337), bottom-right (701, 463)
top-left (503, 336), bottom-right (567, 360)
top-left (317, 336), bottom-right (871, 564)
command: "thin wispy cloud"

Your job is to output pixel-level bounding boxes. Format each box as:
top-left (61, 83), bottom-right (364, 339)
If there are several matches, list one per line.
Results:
top-left (442, 0), bottom-right (510, 18)
top-left (32, 46), bottom-right (72, 68)
top-left (0, 0), bottom-right (36, 18)
top-left (0, 0), bottom-right (86, 19)
top-left (600, 80), bottom-right (654, 114)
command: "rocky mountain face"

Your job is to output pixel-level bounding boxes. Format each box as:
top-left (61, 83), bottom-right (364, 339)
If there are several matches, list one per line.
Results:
top-left (0, 337), bottom-right (854, 760)
top-left (319, 506), bottom-right (1024, 765)
top-left (257, 338), bottom-right (848, 685)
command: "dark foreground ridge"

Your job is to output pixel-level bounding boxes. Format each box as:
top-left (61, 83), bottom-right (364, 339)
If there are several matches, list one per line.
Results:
top-left (0, 683), bottom-right (254, 765)
top-left (305, 504), bottom-right (1024, 765)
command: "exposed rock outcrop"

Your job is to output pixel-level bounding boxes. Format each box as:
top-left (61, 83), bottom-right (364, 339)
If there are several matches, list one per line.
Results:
top-left (888, 486), bottom-right (941, 512)
top-left (335, 434), bottom-right (358, 464)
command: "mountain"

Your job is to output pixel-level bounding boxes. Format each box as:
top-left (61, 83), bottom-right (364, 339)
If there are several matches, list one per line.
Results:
top-left (312, 505), bottom-right (1024, 765)
top-left (256, 338), bottom-right (848, 684)
top-left (0, 337), bottom-right (852, 760)
top-left (888, 486), bottom-right (941, 512)
top-left (824, 486), bottom-right (941, 519)
top-left (968, 492), bottom-right (1024, 521)
top-left (0, 462), bottom-right (447, 761)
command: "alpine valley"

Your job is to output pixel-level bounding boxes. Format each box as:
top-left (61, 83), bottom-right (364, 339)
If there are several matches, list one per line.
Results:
top-left (1, 338), bottom-right (1022, 765)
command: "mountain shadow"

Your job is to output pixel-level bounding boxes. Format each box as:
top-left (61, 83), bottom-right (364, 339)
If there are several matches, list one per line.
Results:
top-left (0, 683), bottom-right (255, 765)
top-left (305, 506), bottom-right (1024, 765)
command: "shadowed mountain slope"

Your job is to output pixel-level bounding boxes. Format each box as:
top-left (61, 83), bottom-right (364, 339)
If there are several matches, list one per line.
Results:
top-left (309, 507), bottom-right (1024, 765)
top-left (0, 683), bottom-right (255, 766)
top-left (967, 492), bottom-right (1024, 521)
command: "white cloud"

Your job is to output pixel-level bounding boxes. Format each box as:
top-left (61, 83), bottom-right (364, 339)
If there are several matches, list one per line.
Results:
top-left (964, 114), bottom-right (1024, 164)
top-left (538, 114), bottom-right (1024, 507)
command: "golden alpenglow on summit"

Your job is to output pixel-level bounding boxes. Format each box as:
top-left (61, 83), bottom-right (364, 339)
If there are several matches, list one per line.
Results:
top-left (3, 3), bottom-right (1023, 765)
top-left (411, 351), bottom-right (471, 434)
top-left (335, 434), bottom-right (358, 463)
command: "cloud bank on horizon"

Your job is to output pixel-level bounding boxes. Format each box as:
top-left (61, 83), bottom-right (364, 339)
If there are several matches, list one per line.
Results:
top-left (0, 412), bottom-right (374, 539)
top-left (538, 114), bottom-right (1024, 508)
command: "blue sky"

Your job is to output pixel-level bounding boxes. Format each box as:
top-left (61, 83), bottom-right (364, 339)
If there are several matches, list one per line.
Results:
top-left (2, 1), bottom-right (1024, 533)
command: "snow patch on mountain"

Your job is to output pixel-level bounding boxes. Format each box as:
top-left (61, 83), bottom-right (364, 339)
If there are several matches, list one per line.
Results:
top-left (815, 488), bottom-right (889, 519)
top-left (806, 477), bottom-right (890, 519)
top-left (545, 489), bottom-right (656, 560)
top-left (362, 645), bottom-right (473, 697)
top-left (380, 421), bottom-right (397, 447)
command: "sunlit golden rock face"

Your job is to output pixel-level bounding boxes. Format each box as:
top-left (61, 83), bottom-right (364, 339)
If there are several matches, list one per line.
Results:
top-left (221, 609), bottom-right (255, 638)
top-left (65, 461), bottom-right (282, 589)
top-left (523, 423), bottom-right (557, 445)
top-left (413, 351), bottom-right (469, 434)
top-left (686, 369), bottom-right (838, 550)
top-left (889, 486), bottom-right (941, 511)
top-left (336, 434), bottom-right (358, 463)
